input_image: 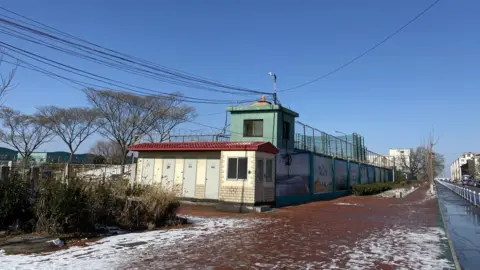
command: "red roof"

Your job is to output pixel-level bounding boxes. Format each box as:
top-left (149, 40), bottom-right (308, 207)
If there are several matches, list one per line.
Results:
top-left (128, 141), bottom-right (279, 154)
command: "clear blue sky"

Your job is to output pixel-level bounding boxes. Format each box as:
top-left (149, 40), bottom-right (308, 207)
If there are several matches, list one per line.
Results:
top-left (0, 0), bottom-right (478, 176)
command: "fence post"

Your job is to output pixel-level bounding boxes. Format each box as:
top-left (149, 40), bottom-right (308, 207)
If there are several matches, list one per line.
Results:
top-left (1, 166), bottom-right (9, 182)
top-left (130, 162), bottom-right (137, 185)
top-left (31, 166), bottom-right (40, 191)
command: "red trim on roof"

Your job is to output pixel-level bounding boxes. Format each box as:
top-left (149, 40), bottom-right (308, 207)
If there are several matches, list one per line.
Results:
top-left (128, 142), bottom-right (279, 154)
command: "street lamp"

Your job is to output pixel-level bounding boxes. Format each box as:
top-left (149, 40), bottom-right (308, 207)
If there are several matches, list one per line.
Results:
top-left (335, 130), bottom-right (348, 159)
top-left (268, 72), bottom-right (277, 104)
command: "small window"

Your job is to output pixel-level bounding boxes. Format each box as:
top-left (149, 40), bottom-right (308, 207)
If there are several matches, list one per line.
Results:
top-left (265, 159), bottom-right (273, 182)
top-left (244, 120), bottom-right (263, 137)
top-left (283, 121), bottom-right (290, 140)
top-left (227, 157), bottom-right (248, 180)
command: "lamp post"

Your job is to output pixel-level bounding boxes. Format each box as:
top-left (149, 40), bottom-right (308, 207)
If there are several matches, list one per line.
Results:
top-left (268, 72), bottom-right (277, 104)
top-left (335, 130), bottom-right (348, 159)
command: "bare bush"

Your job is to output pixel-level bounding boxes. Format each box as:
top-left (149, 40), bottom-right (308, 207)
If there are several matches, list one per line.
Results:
top-left (33, 178), bottom-right (179, 234)
top-left (89, 140), bottom-right (124, 164)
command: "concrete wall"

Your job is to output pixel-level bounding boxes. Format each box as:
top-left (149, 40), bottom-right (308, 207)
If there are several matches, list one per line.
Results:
top-left (276, 150), bottom-right (393, 207)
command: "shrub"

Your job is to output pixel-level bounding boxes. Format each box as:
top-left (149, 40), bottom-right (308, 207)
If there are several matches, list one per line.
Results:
top-left (34, 178), bottom-right (179, 234)
top-left (0, 177), bottom-right (34, 231)
top-left (115, 183), bottom-right (180, 230)
top-left (352, 182), bottom-right (394, 196)
top-left (35, 179), bottom-right (94, 234)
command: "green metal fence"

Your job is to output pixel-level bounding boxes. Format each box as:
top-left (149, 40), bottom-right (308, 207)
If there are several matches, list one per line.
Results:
top-left (294, 121), bottom-right (392, 168)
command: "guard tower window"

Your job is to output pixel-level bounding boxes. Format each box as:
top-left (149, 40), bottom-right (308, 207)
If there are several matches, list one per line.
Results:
top-left (244, 120), bottom-right (263, 137)
top-left (283, 121), bottom-right (290, 140)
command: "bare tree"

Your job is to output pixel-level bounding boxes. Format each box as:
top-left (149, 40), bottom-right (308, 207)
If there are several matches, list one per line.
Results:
top-left (398, 146), bottom-right (444, 180)
top-left (37, 106), bottom-right (101, 162)
top-left (0, 107), bottom-right (53, 165)
top-left (89, 140), bottom-right (123, 163)
top-left (144, 95), bottom-right (196, 143)
top-left (0, 53), bottom-right (17, 102)
top-left (84, 89), bottom-right (193, 172)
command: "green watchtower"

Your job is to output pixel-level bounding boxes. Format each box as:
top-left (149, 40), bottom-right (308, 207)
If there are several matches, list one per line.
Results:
top-left (226, 96), bottom-right (299, 150)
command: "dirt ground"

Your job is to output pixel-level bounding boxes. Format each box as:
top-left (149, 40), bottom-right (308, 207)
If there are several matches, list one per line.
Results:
top-left (124, 187), bottom-right (455, 270)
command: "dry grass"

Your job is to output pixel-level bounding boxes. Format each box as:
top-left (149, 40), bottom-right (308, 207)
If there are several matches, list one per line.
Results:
top-left (2, 176), bottom-right (180, 235)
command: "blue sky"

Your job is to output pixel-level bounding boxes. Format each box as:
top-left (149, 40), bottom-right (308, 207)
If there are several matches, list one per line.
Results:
top-left (0, 0), bottom-right (478, 176)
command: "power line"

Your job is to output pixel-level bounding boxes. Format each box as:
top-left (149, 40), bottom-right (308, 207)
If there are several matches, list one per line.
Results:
top-left (0, 25), bottom-right (258, 97)
top-left (3, 55), bottom-right (387, 158)
top-left (0, 42), bottom-right (257, 104)
top-left (0, 8), bottom-right (268, 96)
top-left (279, 0), bottom-right (442, 92)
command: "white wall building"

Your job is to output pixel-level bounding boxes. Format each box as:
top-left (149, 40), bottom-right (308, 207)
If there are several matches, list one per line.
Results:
top-left (388, 148), bottom-right (412, 172)
top-left (450, 152), bottom-right (477, 181)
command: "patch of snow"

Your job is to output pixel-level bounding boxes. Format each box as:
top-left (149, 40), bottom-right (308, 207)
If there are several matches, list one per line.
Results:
top-left (337, 226), bottom-right (454, 269)
top-left (377, 187), bottom-right (417, 198)
top-left (0, 216), bottom-right (262, 270)
top-left (334, 202), bottom-right (362, 206)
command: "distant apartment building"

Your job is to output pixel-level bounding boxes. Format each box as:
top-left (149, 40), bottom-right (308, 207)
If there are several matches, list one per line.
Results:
top-left (450, 152), bottom-right (478, 180)
top-left (388, 148), bottom-right (412, 172)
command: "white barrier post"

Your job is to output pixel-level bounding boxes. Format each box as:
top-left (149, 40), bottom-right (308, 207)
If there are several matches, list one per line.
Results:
top-left (474, 191), bottom-right (477, 206)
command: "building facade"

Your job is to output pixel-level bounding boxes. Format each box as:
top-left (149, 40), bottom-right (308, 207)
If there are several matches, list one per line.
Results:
top-left (130, 141), bottom-right (278, 206)
top-left (388, 148), bottom-right (412, 172)
top-left (450, 152), bottom-right (478, 181)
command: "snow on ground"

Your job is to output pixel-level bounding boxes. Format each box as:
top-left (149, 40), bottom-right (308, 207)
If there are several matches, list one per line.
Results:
top-left (339, 226), bottom-right (455, 270)
top-left (406, 189), bottom-right (437, 205)
top-left (377, 186), bottom-right (417, 198)
top-left (334, 202), bottom-right (362, 206)
top-left (0, 216), bottom-right (261, 270)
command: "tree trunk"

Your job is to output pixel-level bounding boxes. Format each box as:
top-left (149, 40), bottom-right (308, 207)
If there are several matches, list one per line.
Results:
top-left (120, 150), bottom-right (127, 174)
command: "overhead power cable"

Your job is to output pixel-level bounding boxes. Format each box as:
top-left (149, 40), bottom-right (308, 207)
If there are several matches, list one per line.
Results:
top-left (0, 8), bottom-right (268, 96)
top-left (0, 25), bottom-right (257, 97)
top-left (279, 0), bottom-right (442, 92)
top-left (2, 57), bottom-right (252, 134)
top-left (1, 48), bottom-right (256, 105)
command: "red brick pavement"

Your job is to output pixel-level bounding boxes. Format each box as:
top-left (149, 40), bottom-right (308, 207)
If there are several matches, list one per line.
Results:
top-left (124, 187), bottom-right (454, 270)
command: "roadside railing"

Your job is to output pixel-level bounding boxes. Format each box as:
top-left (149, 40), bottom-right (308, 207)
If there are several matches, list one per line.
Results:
top-left (436, 180), bottom-right (479, 207)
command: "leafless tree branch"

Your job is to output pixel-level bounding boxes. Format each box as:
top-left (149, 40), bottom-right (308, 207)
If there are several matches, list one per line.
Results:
top-left (0, 53), bottom-right (18, 103)
top-left (83, 89), bottom-right (195, 172)
top-left (0, 106), bottom-right (54, 165)
top-left (36, 106), bottom-right (101, 162)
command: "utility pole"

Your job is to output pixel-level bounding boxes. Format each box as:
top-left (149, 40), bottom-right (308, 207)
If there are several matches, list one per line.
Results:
top-left (269, 72), bottom-right (277, 104)
top-left (426, 133), bottom-right (437, 194)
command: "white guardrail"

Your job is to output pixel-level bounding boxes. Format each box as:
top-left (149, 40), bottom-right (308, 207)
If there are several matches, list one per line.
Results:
top-left (436, 180), bottom-right (480, 207)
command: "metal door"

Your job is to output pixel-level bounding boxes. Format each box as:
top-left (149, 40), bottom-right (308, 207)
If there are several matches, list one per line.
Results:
top-left (162, 159), bottom-right (176, 188)
top-left (141, 158), bottom-right (155, 184)
top-left (255, 159), bottom-right (265, 202)
top-left (182, 159), bottom-right (197, 198)
top-left (205, 159), bottom-right (220, 200)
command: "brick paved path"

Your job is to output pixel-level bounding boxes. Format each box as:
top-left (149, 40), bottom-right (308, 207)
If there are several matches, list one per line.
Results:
top-left (124, 187), bottom-right (455, 270)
